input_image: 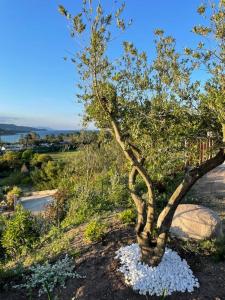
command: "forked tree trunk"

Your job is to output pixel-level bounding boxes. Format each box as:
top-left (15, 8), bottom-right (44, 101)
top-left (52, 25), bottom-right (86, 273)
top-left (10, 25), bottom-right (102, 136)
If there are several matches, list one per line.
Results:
top-left (141, 149), bottom-right (225, 266)
top-left (97, 95), bottom-right (225, 267)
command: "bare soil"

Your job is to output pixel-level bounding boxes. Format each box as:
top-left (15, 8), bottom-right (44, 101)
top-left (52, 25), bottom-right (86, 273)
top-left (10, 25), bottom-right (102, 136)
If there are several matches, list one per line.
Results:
top-left (1, 222), bottom-right (225, 300)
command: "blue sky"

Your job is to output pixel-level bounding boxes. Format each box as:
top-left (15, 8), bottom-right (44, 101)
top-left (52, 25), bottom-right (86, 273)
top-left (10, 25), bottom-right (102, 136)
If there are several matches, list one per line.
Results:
top-left (0, 0), bottom-right (207, 129)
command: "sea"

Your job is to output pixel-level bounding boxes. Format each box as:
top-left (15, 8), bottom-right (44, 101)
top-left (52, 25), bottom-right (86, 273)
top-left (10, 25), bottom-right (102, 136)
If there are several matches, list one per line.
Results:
top-left (0, 130), bottom-right (77, 144)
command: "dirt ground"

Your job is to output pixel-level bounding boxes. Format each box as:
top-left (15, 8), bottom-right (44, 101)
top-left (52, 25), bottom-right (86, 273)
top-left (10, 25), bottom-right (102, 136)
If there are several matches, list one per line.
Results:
top-left (1, 224), bottom-right (225, 300)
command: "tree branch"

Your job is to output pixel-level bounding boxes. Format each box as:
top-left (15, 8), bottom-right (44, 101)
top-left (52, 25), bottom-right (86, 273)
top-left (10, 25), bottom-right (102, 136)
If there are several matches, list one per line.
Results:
top-left (157, 147), bottom-right (225, 239)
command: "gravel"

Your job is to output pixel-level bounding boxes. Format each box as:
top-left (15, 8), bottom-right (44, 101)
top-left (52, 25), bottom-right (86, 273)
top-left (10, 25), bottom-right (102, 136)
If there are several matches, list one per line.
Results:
top-left (115, 243), bottom-right (199, 297)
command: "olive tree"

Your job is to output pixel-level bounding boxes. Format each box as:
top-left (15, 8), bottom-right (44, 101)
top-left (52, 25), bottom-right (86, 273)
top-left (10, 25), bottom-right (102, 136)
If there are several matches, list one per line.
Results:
top-left (59, 0), bottom-right (225, 266)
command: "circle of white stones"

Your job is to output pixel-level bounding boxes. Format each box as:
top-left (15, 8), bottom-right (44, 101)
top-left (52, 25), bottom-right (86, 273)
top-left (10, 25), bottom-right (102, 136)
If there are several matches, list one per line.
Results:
top-left (115, 243), bottom-right (199, 296)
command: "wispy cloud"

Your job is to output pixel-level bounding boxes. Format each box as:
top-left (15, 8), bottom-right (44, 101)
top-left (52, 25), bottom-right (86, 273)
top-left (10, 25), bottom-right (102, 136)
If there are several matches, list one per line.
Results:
top-left (0, 114), bottom-right (85, 130)
top-left (0, 115), bottom-right (22, 123)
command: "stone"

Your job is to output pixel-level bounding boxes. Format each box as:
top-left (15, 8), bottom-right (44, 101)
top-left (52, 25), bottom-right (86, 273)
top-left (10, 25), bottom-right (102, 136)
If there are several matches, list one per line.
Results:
top-left (157, 204), bottom-right (223, 241)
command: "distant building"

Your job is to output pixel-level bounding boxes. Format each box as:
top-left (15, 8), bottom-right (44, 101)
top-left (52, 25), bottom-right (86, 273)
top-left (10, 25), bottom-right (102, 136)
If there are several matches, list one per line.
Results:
top-left (1, 144), bottom-right (24, 152)
top-left (0, 200), bottom-right (7, 212)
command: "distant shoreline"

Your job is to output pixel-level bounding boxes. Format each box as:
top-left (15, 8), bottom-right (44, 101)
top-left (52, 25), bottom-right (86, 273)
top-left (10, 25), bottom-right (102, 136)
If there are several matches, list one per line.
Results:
top-left (0, 123), bottom-right (47, 137)
top-left (0, 129), bottom-right (79, 143)
top-left (0, 129), bottom-right (46, 136)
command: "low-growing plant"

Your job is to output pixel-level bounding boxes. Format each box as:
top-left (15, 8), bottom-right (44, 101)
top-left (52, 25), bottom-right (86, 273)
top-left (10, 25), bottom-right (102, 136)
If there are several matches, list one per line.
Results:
top-left (118, 209), bottom-right (136, 225)
top-left (13, 255), bottom-right (83, 297)
top-left (84, 220), bottom-right (107, 242)
top-left (180, 237), bottom-right (225, 262)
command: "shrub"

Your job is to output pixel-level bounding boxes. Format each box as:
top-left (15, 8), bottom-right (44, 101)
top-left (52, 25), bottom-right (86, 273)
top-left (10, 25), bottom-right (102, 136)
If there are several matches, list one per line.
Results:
top-left (2, 151), bottom-right (20, 169)
top-left (31, 160), bottom-right (64, 190)
top-left (0, 172), bottom-right (24, 188)
top-left (13, 255), bottom-right (82, 297)
top-left (1, 205), bottom-right (40, 258)
top-left (6, 186), bottom-right (22, 209)
top-left (31, 153), bottom-right (52, 168)
top-left (44, 189), bottom-right (69, 227)
top-left (21, 149), bottom-right (34, 162)
top-left (108, 172), bottom-right (130, 207)
top-left (20, 176), bottom-right (32, 185)
top-left (62, 190), bottom-right (112, 228)
top-left (118, 209), bottom-right (136, 225)
top-left (84, 220), bottom-right (107, 242)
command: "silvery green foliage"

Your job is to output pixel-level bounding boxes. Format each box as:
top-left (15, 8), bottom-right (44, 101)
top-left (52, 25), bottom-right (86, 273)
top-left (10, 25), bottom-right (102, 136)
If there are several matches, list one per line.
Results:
top-left (115, 244), bottom-right (199, 296)
top-left (14, 255), bottom-right (83, 297)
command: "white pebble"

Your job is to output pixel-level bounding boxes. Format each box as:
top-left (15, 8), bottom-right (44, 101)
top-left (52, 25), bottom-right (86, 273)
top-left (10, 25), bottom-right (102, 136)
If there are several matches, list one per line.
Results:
top-left (115, 243), bottom-right (199, 296)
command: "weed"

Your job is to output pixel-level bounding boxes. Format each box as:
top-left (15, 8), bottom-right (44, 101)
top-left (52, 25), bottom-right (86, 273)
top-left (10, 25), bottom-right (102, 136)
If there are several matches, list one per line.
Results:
top-left (118, 209), bottom-right (136, 225)
top-left (84, 220), bottom-right (107, 242)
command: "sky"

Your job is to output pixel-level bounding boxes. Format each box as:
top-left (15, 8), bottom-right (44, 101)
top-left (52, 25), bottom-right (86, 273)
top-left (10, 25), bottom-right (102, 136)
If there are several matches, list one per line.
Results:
top-left (0, 0), bottom-right (209, 130)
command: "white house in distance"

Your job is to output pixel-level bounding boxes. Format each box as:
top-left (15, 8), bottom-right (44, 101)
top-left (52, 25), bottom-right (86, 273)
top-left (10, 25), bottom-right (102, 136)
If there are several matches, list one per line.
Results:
top-left (1, 144), bottom-right (24, 152)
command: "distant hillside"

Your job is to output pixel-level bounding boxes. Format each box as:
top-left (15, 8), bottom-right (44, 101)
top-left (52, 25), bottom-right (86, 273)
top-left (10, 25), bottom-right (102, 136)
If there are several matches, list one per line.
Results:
top-left (0, 124), bottom-right (45, 135)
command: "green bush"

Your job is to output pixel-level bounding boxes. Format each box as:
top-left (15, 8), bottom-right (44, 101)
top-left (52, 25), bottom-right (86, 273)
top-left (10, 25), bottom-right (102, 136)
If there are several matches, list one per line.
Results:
top-left (1, 205), bottom-right (40, 258)
top-left (20, 176), bottom-right (32, 185)
top-left (0, 172), bottom-right (24, 187)
top-left (62, 190), bottom-right (112, 228)
top-left (6, 186), bottom-right (22, 208)
top-left (108, 172), bottom-right (130, 207)
top-left (31, 160), bottom-right (64, 190)
top-left (21, 149), bottom-right (34, 162)
top-left (31, 153), bottom-right (52, 168)
top-left (2, 151), bottom-right (20, 169)
top-left (118, 209), bottom-right (136, 225)
top-left (84, 220), bottom-right (107, 242)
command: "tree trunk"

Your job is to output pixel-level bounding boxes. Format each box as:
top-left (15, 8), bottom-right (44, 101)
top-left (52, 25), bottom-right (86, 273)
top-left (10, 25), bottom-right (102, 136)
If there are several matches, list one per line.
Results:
top-left (96, 95), bottom-right (225, 268)
top-left (136, 148), bottom-right (225, 267)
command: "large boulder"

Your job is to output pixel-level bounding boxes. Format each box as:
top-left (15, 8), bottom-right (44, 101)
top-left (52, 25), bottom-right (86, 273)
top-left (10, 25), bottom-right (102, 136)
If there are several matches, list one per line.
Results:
top-left (157, 204), bottom-right (223, 241)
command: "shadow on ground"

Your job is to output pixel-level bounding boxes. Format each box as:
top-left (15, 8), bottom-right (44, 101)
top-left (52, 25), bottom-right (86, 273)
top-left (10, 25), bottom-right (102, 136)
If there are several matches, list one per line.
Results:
top-left (1, 224), bottom-right (225, 300)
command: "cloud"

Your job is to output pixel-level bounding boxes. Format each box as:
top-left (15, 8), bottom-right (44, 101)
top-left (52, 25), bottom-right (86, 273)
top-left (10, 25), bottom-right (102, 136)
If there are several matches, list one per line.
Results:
top-left (0, 115), bottom-right (22, 123)
top-left (0, 114), bottom-right (81, 130)
top-left (0, 113), bottom-right (95, 130)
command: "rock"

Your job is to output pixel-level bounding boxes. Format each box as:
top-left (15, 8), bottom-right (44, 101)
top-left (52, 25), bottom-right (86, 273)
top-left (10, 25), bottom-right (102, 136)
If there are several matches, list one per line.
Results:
top-left (157, 204), bottom-right (223, 241)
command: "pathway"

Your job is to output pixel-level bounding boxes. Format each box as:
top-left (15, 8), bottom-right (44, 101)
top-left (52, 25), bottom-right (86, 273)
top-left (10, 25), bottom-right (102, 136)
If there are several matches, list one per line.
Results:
top-left (190, 162), bottom-right (225, 220)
